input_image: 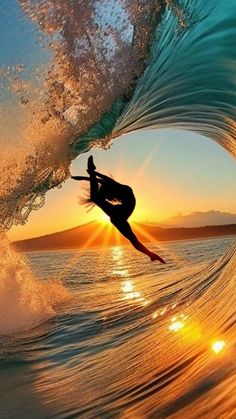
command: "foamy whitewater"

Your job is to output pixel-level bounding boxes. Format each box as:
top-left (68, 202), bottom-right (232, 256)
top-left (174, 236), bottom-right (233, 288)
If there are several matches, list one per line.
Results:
top-left (0, 234), bottom-right (70, 334)
top-left (0, 1), bottom-right (236, 417)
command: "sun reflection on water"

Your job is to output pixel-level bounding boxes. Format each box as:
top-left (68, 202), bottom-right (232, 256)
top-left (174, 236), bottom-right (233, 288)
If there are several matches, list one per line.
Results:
top-left (160, 307), bottom-right (167, 316)
top-left (165, 311), bottom-right (228, 357)
top-left (211, 340), bottom-right (226, 354)
top-left (121, 280), bottom-right (150, 307)
top-left (169, 320), bottom-right (185, 332)
top-left (112, 246), bottom-right (124, 263)
top-left (122, 281), bottom-right (133, 293)
top-left (113, 246), bottom-right (230, 360)
top-left (113, 269), bottom-right (129, 277)
top-left (168, 314), bottom-right (188, 332)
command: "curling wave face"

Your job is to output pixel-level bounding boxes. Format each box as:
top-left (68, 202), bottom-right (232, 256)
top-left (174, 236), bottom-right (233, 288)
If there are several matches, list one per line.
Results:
top-left (0, 3), bottom-right (235, 414)
top-left (0, 0), bottom-right (235, 229)
top-left (113, 0), bottom-right (236, 156)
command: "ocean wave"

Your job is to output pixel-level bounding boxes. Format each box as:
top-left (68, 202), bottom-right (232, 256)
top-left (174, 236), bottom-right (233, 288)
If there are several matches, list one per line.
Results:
top-left (0, 0), bottom-right (235, 229)
top-left (0, 234), bottom-right (70, 335)
top-left (1, 241), bottom-right (235, 417)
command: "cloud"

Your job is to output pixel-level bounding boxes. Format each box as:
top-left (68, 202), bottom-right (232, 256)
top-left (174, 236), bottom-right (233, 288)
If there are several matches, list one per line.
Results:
top-left (159, 210), bottom-right (236, 228)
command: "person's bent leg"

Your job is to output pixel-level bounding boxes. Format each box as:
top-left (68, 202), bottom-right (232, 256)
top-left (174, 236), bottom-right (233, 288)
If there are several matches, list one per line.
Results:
top-left (71, 176), bottom-right (103, 183)
top-left (111, 219), bottom-right (165, 263)
top-left (89, 170), bottom-right (100, 202)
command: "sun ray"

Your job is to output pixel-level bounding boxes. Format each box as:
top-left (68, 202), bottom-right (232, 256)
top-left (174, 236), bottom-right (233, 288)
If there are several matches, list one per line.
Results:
top-left (133, 222), bottom-right (185, 265)
top-left (59, 222), bottom-right (107, 281)
top-left (101, 223), bottom-right (113, 248)
top-left (130, 140), bottom-right (162, 184)
top-left (96, 222), bottom-right (114, 265)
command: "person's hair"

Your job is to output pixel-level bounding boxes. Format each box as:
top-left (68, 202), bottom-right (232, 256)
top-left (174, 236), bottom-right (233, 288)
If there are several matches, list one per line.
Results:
top-left (79, 185), bottom-right (95, 212)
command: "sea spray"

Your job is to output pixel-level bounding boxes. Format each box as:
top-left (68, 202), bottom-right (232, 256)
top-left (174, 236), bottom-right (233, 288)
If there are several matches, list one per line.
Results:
top-left (0, 233), bottom-right (70, 335)
top-left (0, 1), bottom-right (235, 229)
top-left (0, 0), bottom-right (160, 229)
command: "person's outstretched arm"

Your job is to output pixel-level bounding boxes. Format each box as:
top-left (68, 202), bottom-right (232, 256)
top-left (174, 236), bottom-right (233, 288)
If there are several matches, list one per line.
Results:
top-left (111, 219), bottom-right (165, 263)
top-left (71, 175), bottom-right (102, 183)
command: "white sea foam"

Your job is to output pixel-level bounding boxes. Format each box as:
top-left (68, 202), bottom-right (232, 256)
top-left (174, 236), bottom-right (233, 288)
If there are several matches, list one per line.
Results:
top-left (0, 234), bottom-right (70, 335)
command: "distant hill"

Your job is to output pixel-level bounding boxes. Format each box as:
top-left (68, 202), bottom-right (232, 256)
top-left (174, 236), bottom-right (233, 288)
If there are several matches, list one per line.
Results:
top-left (13, 221), bottom-right (236, 252)
top-left (159, 210), bottom-right (236, 228)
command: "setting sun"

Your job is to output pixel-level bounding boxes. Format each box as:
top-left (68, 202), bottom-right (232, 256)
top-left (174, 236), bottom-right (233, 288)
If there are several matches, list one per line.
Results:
top-left (97, 211), bottom-right (110, 224)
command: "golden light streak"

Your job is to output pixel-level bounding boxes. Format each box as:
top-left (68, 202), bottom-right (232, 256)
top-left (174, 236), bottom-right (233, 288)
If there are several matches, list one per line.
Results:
top-left (59, 222), bottom-right (107, 281)
top-left (160, 308), bottom-right (167, 316)
top-left (100, 222), bottom-right (112, 248)
top-left (142, 299), bottom-right (150, 307)
top-left (122, 281), bottom-right (133, 293)
top-left (131, 141), bottom-right (161, 184)
top-left (167, 313), bottom-right (204, 346)
top-left (121, 280), bottom-right (150, 306)
top-left (97, 211), bottom-right (110, 224)
top-left (211, 340), bottom-right (226, 354)
top-left (132, 222), bottom-right (184, 266)
top-left (127, 291), bottom-right (141, 299)
top-left (133, 222), bottom-right (161, 244)
top-left (168, 314), bottom-right (188, 332)
top-left (113, 269), bottom-right (129, 276)
top-left (96, 222), bottom-right (114, 266)
top-left (169, 320), bottom-right (185, 332)
top-left (112, 246), bottom-right (123, 262)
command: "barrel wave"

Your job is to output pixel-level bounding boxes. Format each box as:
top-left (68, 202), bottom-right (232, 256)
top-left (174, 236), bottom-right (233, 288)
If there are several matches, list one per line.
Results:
top-left (0, 1), bottom-right (236, 417)
top-left (0, 0), bottom-right (235, 229)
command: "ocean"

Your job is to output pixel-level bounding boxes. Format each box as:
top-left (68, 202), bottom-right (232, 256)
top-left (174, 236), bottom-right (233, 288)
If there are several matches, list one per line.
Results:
top-left (0, 236), bottom-right (235, 418)
top-left (0, 1), bottom-right (235, 417)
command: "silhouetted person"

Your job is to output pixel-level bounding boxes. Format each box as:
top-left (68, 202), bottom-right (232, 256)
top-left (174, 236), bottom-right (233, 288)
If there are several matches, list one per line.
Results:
top-left (71, 156), bottom-right (165, 263)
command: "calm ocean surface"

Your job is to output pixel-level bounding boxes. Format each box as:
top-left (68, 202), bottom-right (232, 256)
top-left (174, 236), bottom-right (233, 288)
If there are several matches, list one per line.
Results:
top-left (0, 236), bottom-right (236, 418)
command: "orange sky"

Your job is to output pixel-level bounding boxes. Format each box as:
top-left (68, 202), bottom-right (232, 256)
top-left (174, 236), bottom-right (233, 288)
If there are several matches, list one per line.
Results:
top-left (8, 130), bottom-right (236, 242)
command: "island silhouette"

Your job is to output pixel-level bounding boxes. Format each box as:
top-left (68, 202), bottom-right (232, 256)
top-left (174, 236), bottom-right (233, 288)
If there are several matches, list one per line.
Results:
top-left (13, 222), bottom-right (236, 252)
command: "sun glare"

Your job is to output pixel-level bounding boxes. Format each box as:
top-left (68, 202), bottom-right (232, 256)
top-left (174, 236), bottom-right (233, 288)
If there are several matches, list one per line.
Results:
top-left (122, 280), bottom-right (133, 293)
top-left (211, 340), bottom-right (226, 354)
top-left (97, 212), bottom-right (110, 224)
top-left (169, 320), bottom-right (185, 332)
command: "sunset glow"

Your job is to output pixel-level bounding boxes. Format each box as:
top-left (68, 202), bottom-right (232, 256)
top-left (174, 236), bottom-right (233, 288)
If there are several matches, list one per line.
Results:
top-left (8, 131), bottom-right (236, 242)
top-left (211, 340), bottom-right (226, 354)
top-left (1, 2), bottom-right (235, 419)
top-left (169, 320), bottom-right (185, 332)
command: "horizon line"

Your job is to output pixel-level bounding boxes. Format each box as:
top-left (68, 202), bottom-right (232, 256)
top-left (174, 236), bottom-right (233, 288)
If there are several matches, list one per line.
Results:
top-left (12, 221), bottom-right (236, 244)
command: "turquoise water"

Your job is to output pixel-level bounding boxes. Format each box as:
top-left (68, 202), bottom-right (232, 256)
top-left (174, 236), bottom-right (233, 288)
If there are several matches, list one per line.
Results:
top-left (0, 236), bottom-right (236, 418)
top-left (0, 0), bottom-right (235, 228)
top-left (0, 2), bottom-right (235, 416)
